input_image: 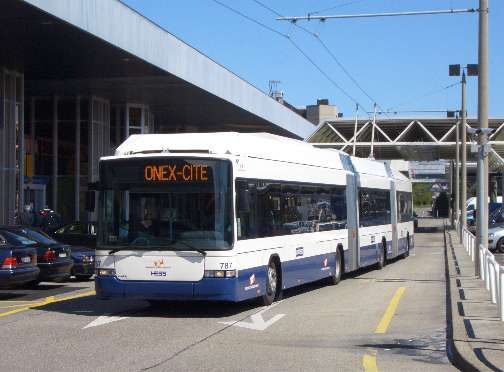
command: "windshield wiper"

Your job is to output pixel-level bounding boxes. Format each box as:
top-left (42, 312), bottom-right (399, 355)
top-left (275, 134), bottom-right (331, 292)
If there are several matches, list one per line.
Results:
top-left (169, 240), bottom-right (207, 256)
top-left (108, 243), bottom-right (206, 256)
top-left (109, 247), bottom-right (128, 255)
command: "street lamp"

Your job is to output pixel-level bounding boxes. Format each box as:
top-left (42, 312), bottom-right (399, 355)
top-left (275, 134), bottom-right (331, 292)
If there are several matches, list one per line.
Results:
top-left (449, 63), bottom-right (478, 241)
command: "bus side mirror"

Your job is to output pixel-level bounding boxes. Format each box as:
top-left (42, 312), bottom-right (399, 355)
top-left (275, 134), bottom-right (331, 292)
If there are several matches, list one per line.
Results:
top-left (86, 191), bottom-right (96, 212)
top-left (237, 190), bottom-right (250, 213)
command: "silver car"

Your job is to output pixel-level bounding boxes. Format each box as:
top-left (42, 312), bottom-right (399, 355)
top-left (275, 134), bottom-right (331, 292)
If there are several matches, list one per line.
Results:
top-left (488, 224), bottom-right (504, 253)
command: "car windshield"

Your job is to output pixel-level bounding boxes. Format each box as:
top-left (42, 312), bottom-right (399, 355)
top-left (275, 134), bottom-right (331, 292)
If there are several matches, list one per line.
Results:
top-left (0, 230), bottom-right (38, 247)
top-left (99, 157), bottom-right (233, 250)
top-left (20, 228), bottom-right (59, 245)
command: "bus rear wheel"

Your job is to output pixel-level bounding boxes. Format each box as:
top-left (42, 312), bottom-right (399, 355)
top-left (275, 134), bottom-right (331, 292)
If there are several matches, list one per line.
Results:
top-left (377, 241), bottom-right (386, 270)
top-left (262, 259), bottom-right (280, 306)
top-left (328, 248), bottom-right (343, 285)
top-left (403, 235), bottom-right (410, 258)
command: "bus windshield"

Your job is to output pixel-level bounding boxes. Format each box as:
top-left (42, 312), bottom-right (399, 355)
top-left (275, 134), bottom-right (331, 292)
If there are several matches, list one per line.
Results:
top-left (98, 157), bottom-right (233, 250)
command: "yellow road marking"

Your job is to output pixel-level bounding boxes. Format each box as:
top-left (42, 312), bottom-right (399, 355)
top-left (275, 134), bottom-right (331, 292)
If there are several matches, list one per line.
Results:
top-left (375, 287), bottom-right (406, 334)
top-left (362, 353), bottom-right (378, 372)
top-left (0, 290), bottom-right (95, 318)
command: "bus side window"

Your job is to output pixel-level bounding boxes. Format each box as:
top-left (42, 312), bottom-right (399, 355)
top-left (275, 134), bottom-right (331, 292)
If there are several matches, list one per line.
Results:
top-left (236, 180), bottom-right (258, 240)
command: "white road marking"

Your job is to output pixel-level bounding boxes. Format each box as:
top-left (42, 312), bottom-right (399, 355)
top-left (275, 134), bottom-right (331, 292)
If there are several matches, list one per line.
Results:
top-left (219, 301), bottom-right (285, 331)
top-left (83, 315), bottom-right (129, 329)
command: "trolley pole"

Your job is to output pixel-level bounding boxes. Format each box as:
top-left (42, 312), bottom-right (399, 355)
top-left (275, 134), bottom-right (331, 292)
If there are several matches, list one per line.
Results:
top-left (475, 0), bottom-right (489, 277)
top-left (460, 72), bottom-right (467, 241)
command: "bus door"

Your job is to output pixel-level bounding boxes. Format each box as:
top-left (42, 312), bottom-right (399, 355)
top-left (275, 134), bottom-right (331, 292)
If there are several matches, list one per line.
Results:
top-left (346, 172), bottom-right (359, 272)
top-left (390, 181), bottom-right (398, 259)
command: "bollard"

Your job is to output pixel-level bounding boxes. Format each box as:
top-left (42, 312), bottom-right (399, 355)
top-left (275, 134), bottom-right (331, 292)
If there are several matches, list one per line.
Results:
top-left (471, 239), bottom-right (475, 261)
top-left (485, 252), bottom-right (491, 291)
top-left (490, 258), bottom-right (497, 304)
top-left (480, 246), bottom-right (486, 282)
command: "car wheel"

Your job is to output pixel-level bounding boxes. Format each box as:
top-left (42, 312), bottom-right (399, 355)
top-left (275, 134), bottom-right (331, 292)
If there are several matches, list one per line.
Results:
top-left (262, 259), bottom-right (280, 306)
top-left (497, 238), bottom-right (504, 253)
top-left (23, 280), bottom-right (40, 289)
top-left (328, 248), bottom-right (343, 285)
top-left (76, 275), bottom-right (93, 281)
top-left (53, 275), bottom-right (71, 283)
top-left (377, 241), bottom-right (386, 270)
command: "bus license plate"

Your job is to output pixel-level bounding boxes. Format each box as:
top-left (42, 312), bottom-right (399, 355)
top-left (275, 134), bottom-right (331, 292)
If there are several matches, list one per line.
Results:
top-left (21, 256), bottom-right (31, 263)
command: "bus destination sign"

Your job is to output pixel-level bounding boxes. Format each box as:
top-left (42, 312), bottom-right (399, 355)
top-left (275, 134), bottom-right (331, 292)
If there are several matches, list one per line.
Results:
top-left (144, 164), bottom-right (209, 182)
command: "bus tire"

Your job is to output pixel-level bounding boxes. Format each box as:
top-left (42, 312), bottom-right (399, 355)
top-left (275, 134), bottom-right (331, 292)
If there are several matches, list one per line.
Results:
top-left (403, 234), bottom-right (410, 258)
top-left (262, 258), bottom-right (280, 306)
top-left (377, 240), bottom-right (386, 270)
top-left (328, 247), bottom-right (343, 285)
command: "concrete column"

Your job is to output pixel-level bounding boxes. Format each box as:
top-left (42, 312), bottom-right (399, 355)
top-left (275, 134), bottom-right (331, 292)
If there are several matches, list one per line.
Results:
top-left (52, 96), bottom-right (58, 212)
top-left (0, 69), bottom-right (5, 224)
top-left (75, 96), bottom-right (81, 222)
top-left (87, 96), bottom-right (94, 222)
top-left (125, 104), bottom-right (129, 138)
top-left (18, 74), bottom-right (25, 211)
top-left (115, 106), bottom-right (120, 146)
top-left (30, 98), bottom-right (35, 183)
top-left (8, 72), bottom-right (16, 224)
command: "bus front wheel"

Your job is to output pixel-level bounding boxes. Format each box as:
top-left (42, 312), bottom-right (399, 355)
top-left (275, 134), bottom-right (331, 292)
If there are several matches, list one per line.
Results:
top-left (328, 248), bottom-right (343, 285)
top-left (262, 259), bottom-right (280, 306)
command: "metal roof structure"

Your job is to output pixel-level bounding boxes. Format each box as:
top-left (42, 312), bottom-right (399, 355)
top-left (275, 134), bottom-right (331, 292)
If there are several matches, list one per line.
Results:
top-left (307, 118), bottom-right (504, 171)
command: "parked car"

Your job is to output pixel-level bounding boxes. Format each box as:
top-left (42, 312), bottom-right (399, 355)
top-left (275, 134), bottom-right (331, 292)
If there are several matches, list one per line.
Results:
top-left (68, 246), bottom-right (95, 281)
top-left (488, 224), bottom-right (504, 253)
top-left (0, 229), bottom-right (40, 288)
top-left (468, 203), bottom-right (503, 234)
top-left (33, 224), bottom-right (96, 280)
top-left (51, 222), bottom-right (97, 248)
top-left (4, 227), bottom-right (73, 284)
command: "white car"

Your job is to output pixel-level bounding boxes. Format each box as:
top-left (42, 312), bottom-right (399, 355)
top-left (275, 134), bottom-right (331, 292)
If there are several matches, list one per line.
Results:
top-left (488, 223), bottom-right (504, 253)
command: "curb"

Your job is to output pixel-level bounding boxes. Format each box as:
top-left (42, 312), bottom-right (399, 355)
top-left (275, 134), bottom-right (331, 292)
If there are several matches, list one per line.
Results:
top-left (443, 225), bottom-right (489, 371)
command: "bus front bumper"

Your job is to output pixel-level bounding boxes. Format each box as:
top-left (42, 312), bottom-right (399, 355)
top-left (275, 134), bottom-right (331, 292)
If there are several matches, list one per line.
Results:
top-left (95, 275), bottom-right (256, 302)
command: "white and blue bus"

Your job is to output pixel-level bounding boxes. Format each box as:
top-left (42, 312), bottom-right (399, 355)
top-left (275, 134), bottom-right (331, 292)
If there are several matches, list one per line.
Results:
top-left (95, 133), bottom-right (413, 305)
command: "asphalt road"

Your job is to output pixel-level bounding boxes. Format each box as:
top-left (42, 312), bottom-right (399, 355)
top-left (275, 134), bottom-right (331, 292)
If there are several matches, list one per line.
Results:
top-left (0, 219), bottom-right (456, 372)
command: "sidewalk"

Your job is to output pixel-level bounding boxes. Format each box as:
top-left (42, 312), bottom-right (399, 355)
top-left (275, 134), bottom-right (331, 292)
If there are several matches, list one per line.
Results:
top-left (445, 227), bottom-right (504, 371)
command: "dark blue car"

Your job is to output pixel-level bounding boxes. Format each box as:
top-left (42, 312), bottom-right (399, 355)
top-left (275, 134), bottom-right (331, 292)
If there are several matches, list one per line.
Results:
top-left (69, 246), bottom-right (95, 280)
top-left (6, 227), bottom-right (73, 284)
top-left (0, 230), bottom-right (40, 288)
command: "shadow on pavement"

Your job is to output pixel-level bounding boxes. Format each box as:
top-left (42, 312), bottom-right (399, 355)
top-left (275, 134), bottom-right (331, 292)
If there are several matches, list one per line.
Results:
top-left (0, 283), bottom-right (92, 303)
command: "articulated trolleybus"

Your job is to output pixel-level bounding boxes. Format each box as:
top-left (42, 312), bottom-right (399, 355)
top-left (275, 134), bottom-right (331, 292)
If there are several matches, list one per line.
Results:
top-left (95, 133), bottom-right (413, 305)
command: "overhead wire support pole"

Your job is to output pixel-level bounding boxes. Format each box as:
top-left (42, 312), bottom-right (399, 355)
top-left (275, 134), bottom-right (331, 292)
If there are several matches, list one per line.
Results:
top-left (455, 111), bottom-right (460, 229)
top-left (476, 0), bottom-right (489, 278)
top-left (276, 8), bottom-right (478, 22)
top-left (369, 103), bottom-right (377, 159)
top-left (461, 72), bottom-right (467, 242)
top-left (353, 103), bottom-right (359, 156)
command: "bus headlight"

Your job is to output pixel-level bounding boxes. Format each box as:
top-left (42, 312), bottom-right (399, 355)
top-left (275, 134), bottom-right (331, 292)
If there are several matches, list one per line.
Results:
top-left (204, 270), bottom-right (236, 278)
top-left (96, 268), bottom-right (116, 276)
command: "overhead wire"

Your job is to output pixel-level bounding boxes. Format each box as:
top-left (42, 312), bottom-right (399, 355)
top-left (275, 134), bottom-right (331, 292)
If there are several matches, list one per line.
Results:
top-left (307, 0), bottom-right (370, 16)
top-left (387, 81), bottom-right (461, 112)
top-left (212, 0), bottom-right (370, 115)
top-left (253, 0), bottom-right (383, 115)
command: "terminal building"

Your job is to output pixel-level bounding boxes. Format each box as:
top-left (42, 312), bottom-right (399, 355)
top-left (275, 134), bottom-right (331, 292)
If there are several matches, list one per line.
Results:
top-left (0, 0), bottom-right (315, 225)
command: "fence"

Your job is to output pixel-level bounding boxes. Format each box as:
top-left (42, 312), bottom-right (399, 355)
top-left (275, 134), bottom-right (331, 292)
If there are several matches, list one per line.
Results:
top-left (459, 222), bottom-right (504, 321)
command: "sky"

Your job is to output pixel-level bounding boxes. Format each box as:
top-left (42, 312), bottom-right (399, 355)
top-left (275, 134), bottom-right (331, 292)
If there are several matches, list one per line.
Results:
top-left (122, 0), bottom-right (503, 119)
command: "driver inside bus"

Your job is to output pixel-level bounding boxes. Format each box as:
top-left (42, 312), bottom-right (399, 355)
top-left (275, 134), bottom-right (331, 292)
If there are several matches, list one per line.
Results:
top-left (138, 209), bottom-right (157, 235)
